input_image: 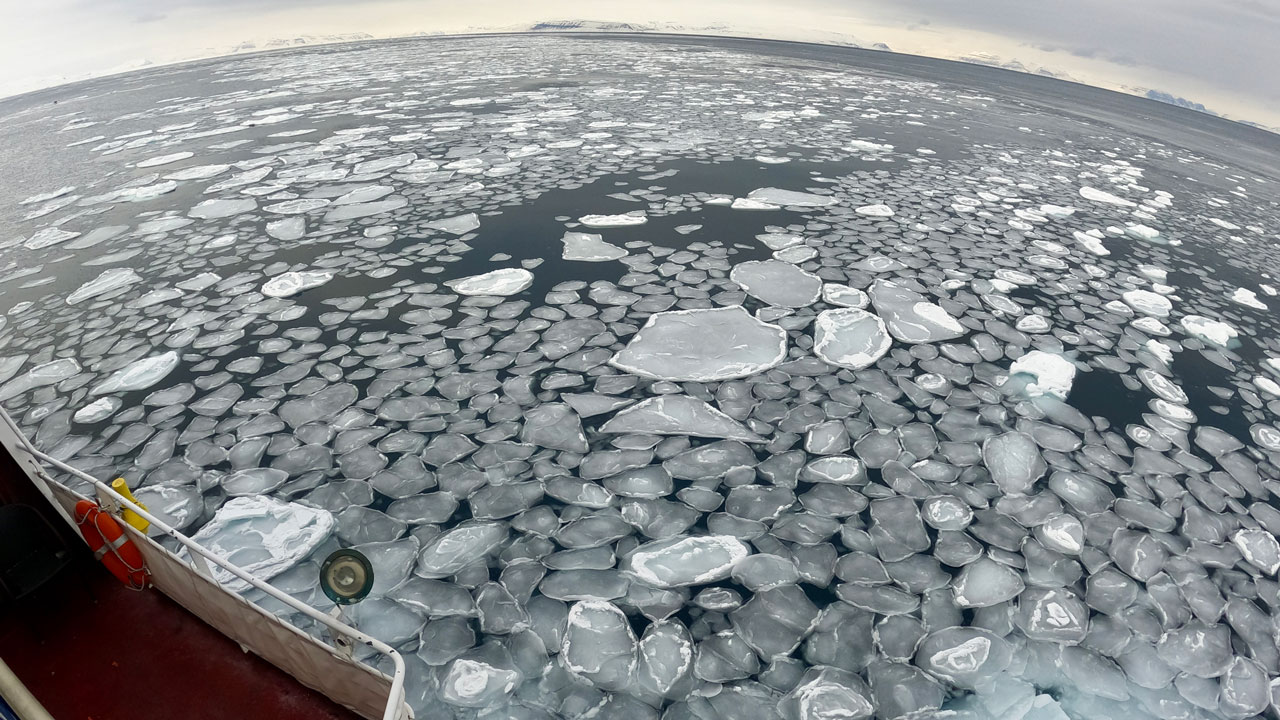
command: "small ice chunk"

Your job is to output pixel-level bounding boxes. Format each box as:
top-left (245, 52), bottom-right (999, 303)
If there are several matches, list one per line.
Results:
top-left (417, 521), bottom-right (508, 578)
top-left (609, 306), bottom-right (787, 382)
top-left (822, 284), bottom-right (868, 308)
top-left (601, 395), bottom-right (764, 442)
top-left (1121, 290), bottom-right (1172, 318)
top-left (561, 231), bottom-right (627, 262)
top-left (73, 397), bottom-right (120, 423)
top-left (1232, 529), bottom-right (1280, 575)
top-left (562, 601), bottom-right (637, 690)
top-left (445, 268), bottom-right (533, 296)
top-left (0, 358), bottom-right (81, 402)
top-left (982, 431), bottom-right (1047, 494)
top-left (625, 536), bottom-right (751, 588)
top-left (67, 268), bottom-right (141, 304)
top-left (91, 352), bottom-right (179, 395)
top-left (869, 280), bottom-right (965, 343)
top-left (778, 666), bottom-right (875, 720)
top-left (813, 308), bottom-right (891, 370)
top-left (426, 213), bottom-right (480, 235)
top-left (953, 558), bottom-right (1025, 607)
top-left (1229, 287), bottom-right (1268, 310)
top-left (190, 198), bottom-right (257, 219)
top-left (1008, 351), bottom-right (1076, 400)
top-left (915, 627), bottom-right (1012, 689)
top-left (1180, 314), bottom-right (1238, 347)
top-left (262, 270), bottom-right (334, 298)
top-left (745, 187), bottom-right (838, 207)
top-left (855, 204), bottom-right (895, 217)
top-left (136, 151), bottom-right (193, 168)
top-left (24, 227), bottom-right (79, 250)
top-left (730, 260), bottom-right (823, 307)
top-left (188, 496), bottom-right (333, 592)
top-left (578, 212), bottom-right (646, 227)
top-left (1079, 186), bottom-right (1136, 206)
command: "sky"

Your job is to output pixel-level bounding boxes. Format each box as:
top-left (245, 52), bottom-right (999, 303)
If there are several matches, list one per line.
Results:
top-left (1, 0), bottom-right (1277, 128)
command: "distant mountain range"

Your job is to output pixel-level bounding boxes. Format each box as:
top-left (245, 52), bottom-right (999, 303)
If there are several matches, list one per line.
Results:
top-left (228, 33), bottom-right (374, 53)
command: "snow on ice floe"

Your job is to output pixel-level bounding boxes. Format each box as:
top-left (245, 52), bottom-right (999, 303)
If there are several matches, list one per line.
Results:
top-left (560, 231), bottom-right (627, 261)
top-left (67, 268), bottom-right (142, 304)
top-left (91, 352), bottom-right (179, 395)
top-left (600, 395), bottom-right (764, 442)
top-left (1180, 314), bottom-right (1238, 347)
top-left (869, 280), bottom-right (965, 343)
top-left (729, 260), bottom-right (821, 307)
top-left (609, 306), bottom-right (787, 382)
top-left (1007, 351), bottom-right (1076, 400)
top-left (1121, 289), bottom-right (1172, 318)
top-left (578, 212), bottom-right (646, 227)
top-left (1079, 186), bottom-right (1136, 206)
top-left (624, 536), bottom-right (751, 587)
top-left (743, 187), bottom-right (838, 208)
top-left (855, 204), bottom-right (895, 217)
top-left (187, 496), bottom-right (333, 592)
top-left (1229, 287), bottom-right (1268, 310)
top-left (813, 308), bottom-right (891, 371)
top-left (261, 270), bottom-right (335, 298)
top-left (73, 397), bottom-right (121, 423)
top-left (445, 268), bottom-right (534, 296)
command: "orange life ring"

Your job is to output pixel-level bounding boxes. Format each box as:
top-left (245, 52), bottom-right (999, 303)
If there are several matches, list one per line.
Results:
top-left (74, 500), bottom-right (148, 589)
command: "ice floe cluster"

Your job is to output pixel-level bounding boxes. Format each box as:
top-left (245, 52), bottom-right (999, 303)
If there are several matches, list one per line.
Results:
top-left (2, 35), bottom-right (1280, 720)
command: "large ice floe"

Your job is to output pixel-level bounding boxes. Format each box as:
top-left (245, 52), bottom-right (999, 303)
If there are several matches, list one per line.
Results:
top-left (5, 33), bottom-right (1280, 720)
top-left (609, 306), bottom-right (787, 381)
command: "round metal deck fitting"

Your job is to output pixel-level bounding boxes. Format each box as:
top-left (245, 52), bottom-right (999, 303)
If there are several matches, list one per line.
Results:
top-left (319, 549), bottom-right (374, 606)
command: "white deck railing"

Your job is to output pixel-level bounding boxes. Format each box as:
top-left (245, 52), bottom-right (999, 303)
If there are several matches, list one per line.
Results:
top-left (0, 406), bottom-right (411, 720)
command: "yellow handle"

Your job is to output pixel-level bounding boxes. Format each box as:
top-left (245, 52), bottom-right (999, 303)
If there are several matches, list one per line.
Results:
top-left (112, 478), bottom-right (150, 532)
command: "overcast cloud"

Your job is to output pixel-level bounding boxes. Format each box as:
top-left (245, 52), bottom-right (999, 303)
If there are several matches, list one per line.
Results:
top-left (1, 0), bottom-right (1275, 126)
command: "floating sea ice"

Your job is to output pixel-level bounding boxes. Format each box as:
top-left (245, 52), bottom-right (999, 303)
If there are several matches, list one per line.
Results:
top-left (67, 268), bottom-right (141, 304)
top-left (756, 232), bottom-right (804, 250)
top-left (426, 213), bottom-right (481, 235)
top-left (24, 227), bottom-right (79, 250)
top-left (266, 217), bottom-right (305, 241)
top-left (730, 260), bottom-right (822, 307)
top-left (915, 627), bottom-right (1012, 689)
top-left (609, 306), bottom-right (788, 382)
top-left (755, 155), bottom-right (791, 164)
top-left (1072, 230), bottom-right (1109, 256)
top-left (855, 204), bottom-right (895, 217)
top-left (561, 231), bottom-right (627, 261)
top-left (263, 198), bottom-right (330, 214)
top-left (813, 308), bottom-right (891, 370)
top-left (91, 352), bottom-right (179, 395)
top-left (73, 397), bottom-right (120, 423)
top-left (1008, 351), bottom-right (1076, 400)
top-left (1232, 529), bottom-right (1280, 575)
top-left (323, 197), bottom-right (408, 222)
top-left (1121, 289), bottom-right (1172, 317)
top-left (636, 620), bottom-right (694, 697)
top-left (417, 521), bottom-right (508, 578)
top-left (117, 181), bottom-right (177, 202)
top-left (868, 280), bottom-right (965, 343)
top-left (562, 601), bottom-right (637, 690)
top-left (1229, 287), bottom-right (1268, 310)
top-left (848, 139), bottom-right (894, 153)
top-left (578, 212), bottom-right (646, 227)
top-left (822, 284), bottom-right (868, 308)
top-left (674, 224), bottom-right (702, 234)
top-left (774, 245), bottom-right (816, 263)
top-left (1079, 186), bottom-right (1136, 206)
top-left (136, 151), bottom-right (193, 168)
top-left (777, 666), bottom-right (875, 720)
top-left (188, 496), bottom-right (334, 592)
top-left (189, 198), bottom-right (257, 219)
top-left (1180, 314), bottom-right (1238, 347)
top-left (0, 358), bottom-right (81, 402)
top-left (1125, 224), bottom-right (1163, 242)
top-left (444, 268), bottom-right (534, 296)
top-left (982, 431), bottom-right (1046, 494)
top-left (953, 557), bottom-right (1025, 607)
top-left (222, 468), bottom-right (289, 496)
top-left (262, 270), bottom-right (335, 298)
top-left (438, 646), bottom-right (522, 708)
top-left (163, 164), bottom-right (230, 181)
top-left (744, 187), bottom-right (838, 207)
top-left (20, 186), bottom-right (75, 205)
top-left (625, 536), bottom-right (752, 588)
top-left (332, 185), bottom-right (393, 205)
top-left (600, 395), bottom-right (764, 442)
